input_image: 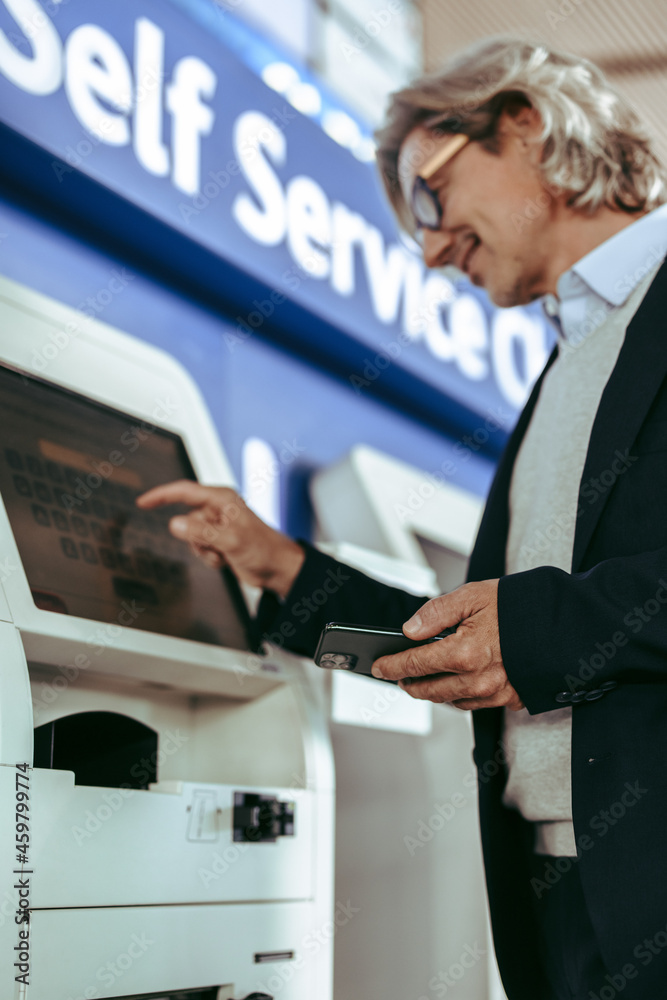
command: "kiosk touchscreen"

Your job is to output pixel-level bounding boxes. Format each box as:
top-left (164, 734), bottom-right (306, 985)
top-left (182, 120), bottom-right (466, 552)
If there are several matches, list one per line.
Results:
top-left (0, 363), bottom-right (250, 649)
top-left (0, 275), bottom-right (334, 1000)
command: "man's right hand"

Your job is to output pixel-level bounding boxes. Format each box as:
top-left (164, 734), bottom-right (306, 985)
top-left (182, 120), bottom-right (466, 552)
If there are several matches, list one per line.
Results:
top-left (136, 481), bottom-right (305, 599)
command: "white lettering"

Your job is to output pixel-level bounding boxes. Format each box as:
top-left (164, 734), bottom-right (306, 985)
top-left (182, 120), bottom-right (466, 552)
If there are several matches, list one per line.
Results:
top-left (449, 294), bottom-right (489, 380)
top-left (64, 23), bottom-right (133, 145)
top-left (330, 201), bottom-right (366, 296)
top-left (360, 225), bottom-right (410, 325)
top-left (133, 17), bottom-right (169, 176)
top-left (423, 273), bottom-right (456, 361)
top-left (166, 55), bottom-right (216, 195)
top-left (232, 110), bottom-right (287, 245)
top-left (0, 7), bottom-right (216, 195)
top-left (286, 175), bottom-right (331, 279)
top-left (0, 0), bottom-right (62, 95)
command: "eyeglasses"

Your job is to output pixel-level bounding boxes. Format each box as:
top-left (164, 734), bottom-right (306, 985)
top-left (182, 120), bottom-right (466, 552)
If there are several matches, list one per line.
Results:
top-left (411, 133), bottom-right (470, 232)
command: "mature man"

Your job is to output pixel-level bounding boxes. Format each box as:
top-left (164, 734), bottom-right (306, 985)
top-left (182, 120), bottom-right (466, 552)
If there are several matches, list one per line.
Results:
top-left (138, 38), bottom-right (667, 1000)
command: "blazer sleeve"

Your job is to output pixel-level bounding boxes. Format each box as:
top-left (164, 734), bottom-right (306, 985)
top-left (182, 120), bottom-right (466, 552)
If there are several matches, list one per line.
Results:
top-left (498, 545), bottom-right (667, 715)
top-left (250, 542), bottom-right (429, 659)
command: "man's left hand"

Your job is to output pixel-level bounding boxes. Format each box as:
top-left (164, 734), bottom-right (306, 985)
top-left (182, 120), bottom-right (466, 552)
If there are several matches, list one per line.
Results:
top-left (371, 579), bottom-right (525, 711)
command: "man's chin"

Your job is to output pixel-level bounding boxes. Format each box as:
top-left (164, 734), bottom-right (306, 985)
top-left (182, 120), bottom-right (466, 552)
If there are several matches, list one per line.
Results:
top-left (447, 267), bottom-right (533, 309)
top-left (485, 281), bottom-right (533, 309)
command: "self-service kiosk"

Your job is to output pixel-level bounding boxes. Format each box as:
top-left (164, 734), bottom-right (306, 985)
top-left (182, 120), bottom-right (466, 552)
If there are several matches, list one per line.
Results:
top-left (0, 274), bottom-right (335, 1000)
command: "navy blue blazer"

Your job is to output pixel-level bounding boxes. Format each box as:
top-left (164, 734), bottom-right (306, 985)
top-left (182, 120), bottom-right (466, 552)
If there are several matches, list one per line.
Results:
top-left (255, 258), bottom-right (667, 1000)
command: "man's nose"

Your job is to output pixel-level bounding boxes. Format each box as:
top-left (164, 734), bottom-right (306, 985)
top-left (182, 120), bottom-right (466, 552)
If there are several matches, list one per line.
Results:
top-left (420, 228), bottom-right (455, 269)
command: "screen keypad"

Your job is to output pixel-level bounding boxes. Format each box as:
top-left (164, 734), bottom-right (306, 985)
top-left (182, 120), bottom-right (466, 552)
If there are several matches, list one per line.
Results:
top-left (9, 447), bottom-right (187, 603)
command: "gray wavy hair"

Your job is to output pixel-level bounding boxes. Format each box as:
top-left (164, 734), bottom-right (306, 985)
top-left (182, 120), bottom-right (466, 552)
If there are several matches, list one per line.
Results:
top-left (375, 37), bottom-right (666, 233)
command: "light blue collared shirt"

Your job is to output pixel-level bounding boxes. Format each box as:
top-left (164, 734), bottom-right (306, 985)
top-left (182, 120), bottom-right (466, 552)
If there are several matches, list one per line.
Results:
top-left (542, 202), bottom-right (667, 346)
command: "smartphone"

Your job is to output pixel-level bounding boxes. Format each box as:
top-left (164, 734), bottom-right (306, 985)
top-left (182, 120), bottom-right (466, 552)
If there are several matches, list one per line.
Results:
top-left (313, 621), bottom-right (457, 684)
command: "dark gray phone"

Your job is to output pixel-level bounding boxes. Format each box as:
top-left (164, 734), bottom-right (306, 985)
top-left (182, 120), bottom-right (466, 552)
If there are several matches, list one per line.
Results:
top-left (313, 621), bottom-right (457, 684)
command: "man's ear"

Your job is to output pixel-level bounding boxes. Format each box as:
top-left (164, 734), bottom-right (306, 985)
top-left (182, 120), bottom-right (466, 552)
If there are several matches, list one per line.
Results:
top-left (498, 96), bottom-right (543, 141)
top-left (496, 98), bottom-right (543, 166)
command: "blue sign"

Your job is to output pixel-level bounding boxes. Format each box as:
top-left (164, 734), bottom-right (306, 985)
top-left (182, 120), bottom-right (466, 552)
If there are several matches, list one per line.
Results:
top-left (0, 0), bottom-right (550, 436)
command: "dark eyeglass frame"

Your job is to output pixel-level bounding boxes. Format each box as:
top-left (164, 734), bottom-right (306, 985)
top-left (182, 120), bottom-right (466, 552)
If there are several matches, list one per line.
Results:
top-left (410, 133), bottom-right (470, 232)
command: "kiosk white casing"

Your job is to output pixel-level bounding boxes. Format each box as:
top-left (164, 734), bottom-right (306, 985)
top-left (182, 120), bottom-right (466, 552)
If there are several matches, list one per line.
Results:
top-left (0, 274), bottom-right (335, 1000)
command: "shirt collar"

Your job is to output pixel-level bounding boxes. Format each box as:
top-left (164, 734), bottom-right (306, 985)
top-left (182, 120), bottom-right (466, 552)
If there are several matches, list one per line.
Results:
top-left (541, 203), bottom-right (667, 339)
top-left (561, 203), bottom-right (667, 307)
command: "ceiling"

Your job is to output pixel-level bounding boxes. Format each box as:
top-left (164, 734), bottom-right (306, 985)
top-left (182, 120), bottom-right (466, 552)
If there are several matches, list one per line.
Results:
top-left (420, 0), bottom-right (667, 166)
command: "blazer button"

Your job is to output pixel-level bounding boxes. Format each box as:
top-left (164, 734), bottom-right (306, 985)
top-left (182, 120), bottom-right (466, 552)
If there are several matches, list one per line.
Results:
top-left (585, 689), bottom-right (605, 701)
top-left (555, 691), bottom-right (572, 703)
top-left (600, 681), bottom-right (618, 691)
top-left (570, 691), bottom-right (587, 703)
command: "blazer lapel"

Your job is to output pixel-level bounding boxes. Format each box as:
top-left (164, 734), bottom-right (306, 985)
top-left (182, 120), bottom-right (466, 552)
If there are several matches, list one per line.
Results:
top-left (572, 259), bottom-right (667, 571)
top-left (469, 348), bottom-right (559, 760)
top-left (467, 345), bottom-right (558, 582)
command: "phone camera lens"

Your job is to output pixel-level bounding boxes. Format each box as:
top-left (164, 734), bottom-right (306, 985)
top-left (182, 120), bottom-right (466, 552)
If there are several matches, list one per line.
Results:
top-left (319, 652), bottom-right (357, 670)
